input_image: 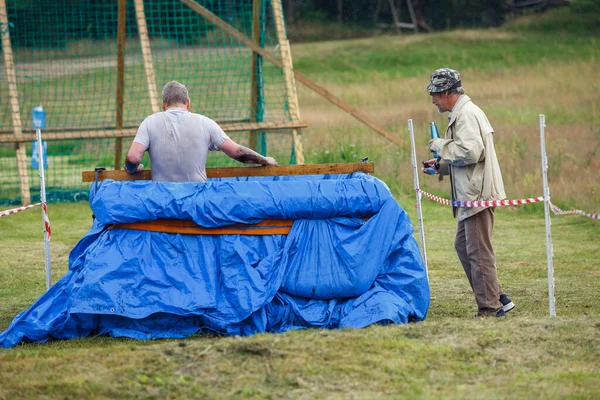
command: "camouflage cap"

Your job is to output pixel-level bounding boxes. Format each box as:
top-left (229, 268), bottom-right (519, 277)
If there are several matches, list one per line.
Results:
top-left (426, 68), bottom-right (461, 93)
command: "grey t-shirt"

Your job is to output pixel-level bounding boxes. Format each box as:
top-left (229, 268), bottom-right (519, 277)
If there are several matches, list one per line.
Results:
top-left (133, 108), bottom-right (229, 182)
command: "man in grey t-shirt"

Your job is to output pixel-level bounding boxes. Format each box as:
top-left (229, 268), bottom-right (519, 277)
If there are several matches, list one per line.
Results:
top-left (125, 81), bottom-right (277, 182)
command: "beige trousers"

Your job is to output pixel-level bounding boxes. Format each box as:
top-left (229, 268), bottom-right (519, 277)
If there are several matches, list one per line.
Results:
top-left (454, 207), bottom-right (503, 315)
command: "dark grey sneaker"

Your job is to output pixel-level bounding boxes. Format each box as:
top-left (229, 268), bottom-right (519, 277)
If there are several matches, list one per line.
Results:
top-left (472, 309), bottom-right (506, 319)
top-left (500, 294), bottom-right (515, 313)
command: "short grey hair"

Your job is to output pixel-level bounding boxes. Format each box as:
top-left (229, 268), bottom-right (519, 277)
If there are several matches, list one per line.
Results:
top-left (162, 81), bottom-right (189, 106)
top-left (449, 86), bottom-right (465, 95)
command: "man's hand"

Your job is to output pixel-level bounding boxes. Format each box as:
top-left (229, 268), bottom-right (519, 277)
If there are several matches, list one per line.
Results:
top-left (262, 157), bottom-right (278, 166)
top-left (422, 159), bottom-right (439, 175)
top-left (429, 138), bottom-right (443, 154)
top-left (125, 142), bottom-right (147, 174)
top-left (125, 162), bottom-right (144, 174)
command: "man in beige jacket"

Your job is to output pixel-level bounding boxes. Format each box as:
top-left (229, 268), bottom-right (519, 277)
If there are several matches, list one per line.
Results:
top-left (422, 68), bottom-right (515, 318)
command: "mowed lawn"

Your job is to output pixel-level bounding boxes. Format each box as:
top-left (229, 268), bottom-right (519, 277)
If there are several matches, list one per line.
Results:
top-left (1, 6), bottom-right (600, 400)
top-left (0, 199), bottom-right (598, 399)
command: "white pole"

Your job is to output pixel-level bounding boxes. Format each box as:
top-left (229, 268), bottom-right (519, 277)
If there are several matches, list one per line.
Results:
top-left (408, 119), bottom-right (428, 280)
top-left (36, 128), bottom-right (52, 290)
top-left (539, 114), bottom-right (555, 317)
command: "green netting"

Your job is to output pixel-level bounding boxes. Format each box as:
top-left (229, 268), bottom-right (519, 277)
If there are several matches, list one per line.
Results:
top-left (0, 0), bottom-right (299, 206)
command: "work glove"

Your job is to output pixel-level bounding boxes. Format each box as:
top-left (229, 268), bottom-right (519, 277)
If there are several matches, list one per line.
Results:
top-left (422, 159), bottom-right (439, 175)
top-left (125, 162), bottom-right (144, 174)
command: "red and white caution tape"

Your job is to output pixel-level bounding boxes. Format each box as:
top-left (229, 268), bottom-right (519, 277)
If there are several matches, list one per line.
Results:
top-left (0, 201), bottom-right (52, 240)
top-left (417, 189), bottom-right (543, 208)
top-left (42, 202), bottom-right (52, 241)
top-left (0, 202), bottom-right (42, 218)
top-left (549, 202), bottom-right (600, 220)
top-left (417, 189), bottom-right (599, 220)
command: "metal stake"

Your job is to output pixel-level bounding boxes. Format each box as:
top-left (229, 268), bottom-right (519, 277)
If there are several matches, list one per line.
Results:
top-left (36, 128), bottom-right (52, 290)
top-left (539, 114), bottom-right (556, 317)
top-left (408, 119), bottom-right (428, 280)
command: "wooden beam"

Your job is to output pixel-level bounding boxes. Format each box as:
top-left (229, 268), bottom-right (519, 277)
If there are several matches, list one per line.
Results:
top-left (178, 0), bottom-right (403, 148)
top-left (82, 162), bottom-right (375, 182)
top-left (249, 0), bottom-right (263, 151)
top-left (83, 169), bottom-right (152, 182)
top-left (109, 219), bottom-right (294, 236)
top-left (115, 0), bottom-right (127, 170)
top-left (375, 22), bottom-right (416, 29)
top-left (389, 0), bottom-right (402, 33)
top-left (272, 0), bottom-right (304, 164)
top-left (405, 0), bottom-right (419, 33)
top-left (0, 0), bottom-right (30, 205)
top-left (0, 121), bottom-right (308, 143)
top-left (133, 0), bottom-right (160, 113)
top-left (373, 0), bottom-right (382, 26)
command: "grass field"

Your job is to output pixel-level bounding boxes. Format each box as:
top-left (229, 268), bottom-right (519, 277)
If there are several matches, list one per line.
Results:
top-left (1, 199), bottom-right (598, 399)
top-left (2, 3), bottom-right (600, 210)
top-left (1, 6), bottom-right (599, 399)
top-left (291, 4), bottom-right (600, 213)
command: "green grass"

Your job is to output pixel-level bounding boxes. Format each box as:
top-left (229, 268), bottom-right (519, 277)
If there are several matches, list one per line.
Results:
top-left (1, 6), bottom-right (600, 398)
top-left (0, 199), bottom-right (598, 398)
top-left (292, 30), bottom-right (598, 85)
top-left (292, 17), bottom-right (600, 211)
top-left (2, 5), bottom-right (600, 209)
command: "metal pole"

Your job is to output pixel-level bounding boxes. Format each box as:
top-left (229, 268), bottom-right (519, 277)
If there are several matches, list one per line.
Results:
top-left (539, 114), bottom-right (555, 317)
top-left (408, 119), bottom-right (428, 280)
top-left (36, 128), bottom-right (52, 290)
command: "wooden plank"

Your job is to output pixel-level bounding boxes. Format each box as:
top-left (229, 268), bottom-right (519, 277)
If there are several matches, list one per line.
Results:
top-left (293, 71), bottom-right (404, 147)
top-left (515, 0), bottom-right (546, 8)
top-left (83, 169), bottom-right (153, 182)
top-left (133, 0), bottom-right (160, 113)
top-left (111, 223), bottom-right (291, 235)
top-left (405, 0), bottom-right (419, 32)
top-left (115, 0), bottom-right (127, 170)
top-left (131, 219), bottom-right (295, 228)
top-left (115, 0), bottom-right (128, 170)
top-left (272, 0), bottom-right (305, 164)
top-left (0, 0), bottom-right (30, 205)
top-left (394, 22), bottom-right (417, 29)
top-left (249, 0), bottom-right (263, 151)
top-left (0, 119), bottom-right (307, 135)
top-left (0, 121), bottom-right (309, 143)
top-left (376, 22), bottom-right (416, 29)
top-left (178, 0), bottom-right (403, 148)
top-left (82, 162), bottom-right (375, 182)
top-left (109, 219), bottom-right (294, 236)
top-left (388, 0), bottom-right (402, 33)
top-left (373, 0), bottom-right (382, 26)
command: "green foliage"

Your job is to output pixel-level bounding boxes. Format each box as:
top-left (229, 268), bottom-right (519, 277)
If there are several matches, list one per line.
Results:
top-left (293, 27), bottom-right (598, 85)
top-left (504, 1), bottom-right (600, 36)
top-left (291, 0), bottom-right (507, 30)
top-left (424, 0), bottom-right (506, 29)
top-left (571, 0), bottom-right (600, 14)
top-left (306, 143), bottom-right (366, 164)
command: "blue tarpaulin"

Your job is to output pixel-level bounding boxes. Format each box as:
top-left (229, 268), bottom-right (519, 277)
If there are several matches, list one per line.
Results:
top-left (0, 172), bottom-right (429, 348)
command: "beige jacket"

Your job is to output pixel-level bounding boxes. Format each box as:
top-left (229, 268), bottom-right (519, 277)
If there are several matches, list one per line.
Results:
top-left (432, 95), bottom-right (506, 221)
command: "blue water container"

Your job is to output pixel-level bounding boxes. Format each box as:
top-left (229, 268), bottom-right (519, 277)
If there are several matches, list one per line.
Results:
top-left (32, 105), bottom-right (46, 129)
